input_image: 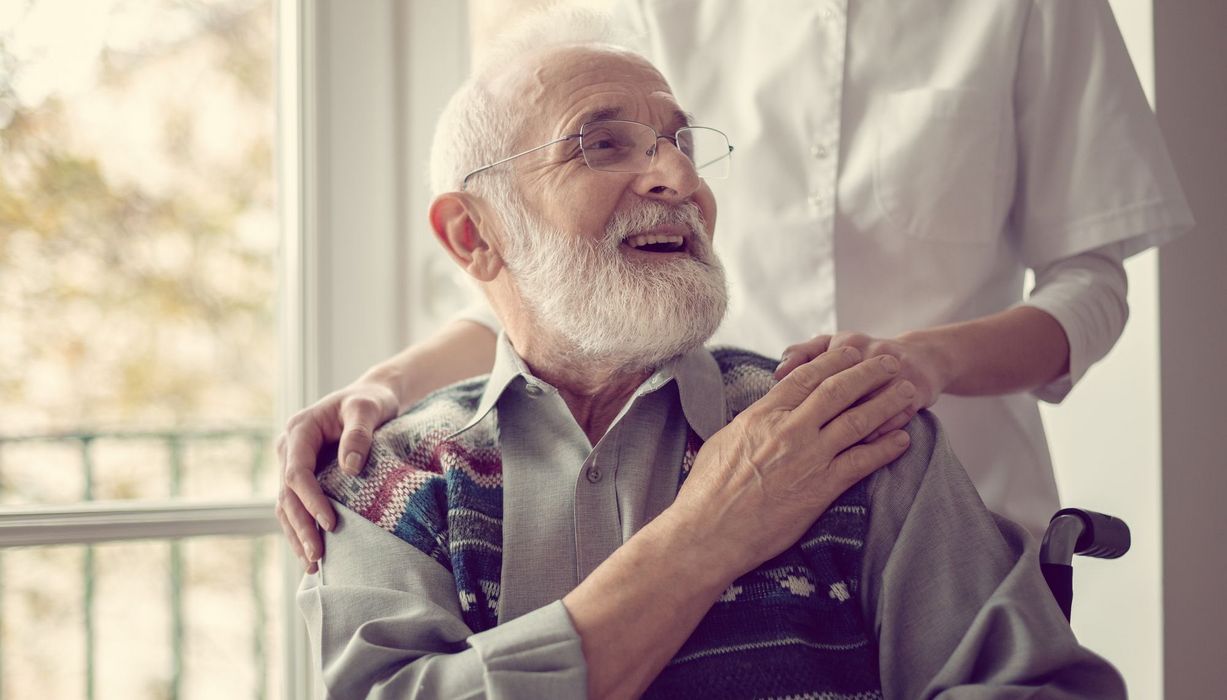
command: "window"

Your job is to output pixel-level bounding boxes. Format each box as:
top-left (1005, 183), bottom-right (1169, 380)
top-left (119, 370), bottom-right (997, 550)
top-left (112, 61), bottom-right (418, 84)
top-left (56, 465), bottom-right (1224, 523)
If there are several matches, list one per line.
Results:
top-left (0, 1), bottom-right (283, 697)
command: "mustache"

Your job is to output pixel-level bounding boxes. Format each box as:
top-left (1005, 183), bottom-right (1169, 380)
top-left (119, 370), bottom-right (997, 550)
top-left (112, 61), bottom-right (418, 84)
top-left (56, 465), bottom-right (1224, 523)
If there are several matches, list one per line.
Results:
top-left (603, 201), bottom-right (708, 245)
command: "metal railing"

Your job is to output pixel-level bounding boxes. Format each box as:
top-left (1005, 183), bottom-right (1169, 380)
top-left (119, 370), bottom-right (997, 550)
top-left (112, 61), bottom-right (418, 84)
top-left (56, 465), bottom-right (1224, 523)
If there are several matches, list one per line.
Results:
top-left (0, 427), bottom-right (279, 700)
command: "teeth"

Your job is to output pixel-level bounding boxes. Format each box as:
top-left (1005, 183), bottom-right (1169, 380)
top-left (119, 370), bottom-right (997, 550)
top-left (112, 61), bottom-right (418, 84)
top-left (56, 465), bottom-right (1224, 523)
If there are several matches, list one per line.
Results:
top-left (625, 233), bottom-right (684, 249)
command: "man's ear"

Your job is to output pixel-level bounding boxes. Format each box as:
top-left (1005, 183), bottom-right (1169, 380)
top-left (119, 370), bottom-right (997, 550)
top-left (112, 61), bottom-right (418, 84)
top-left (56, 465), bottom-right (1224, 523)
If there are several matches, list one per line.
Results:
top-left (429, 192), bottom-right (504, 282)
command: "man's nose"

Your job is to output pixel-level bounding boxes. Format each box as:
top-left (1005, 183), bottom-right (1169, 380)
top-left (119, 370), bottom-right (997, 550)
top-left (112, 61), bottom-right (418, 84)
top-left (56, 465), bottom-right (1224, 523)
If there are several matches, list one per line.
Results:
top-left (631, 138), bottom-right (701, 202)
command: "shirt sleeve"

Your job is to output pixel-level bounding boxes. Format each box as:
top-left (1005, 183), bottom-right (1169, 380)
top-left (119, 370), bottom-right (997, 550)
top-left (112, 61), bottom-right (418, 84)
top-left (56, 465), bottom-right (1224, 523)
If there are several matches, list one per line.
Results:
top-left (860, 412), bottom-right (1127, 699)
top-left (1023, 241), bottom-right (1129, 403)
top-left (449, 296), bottom-right (502, 335)
top-left (297, 503), bottom-right (588, 699)
top-left (1011, 0), bottom-right (1193, 270)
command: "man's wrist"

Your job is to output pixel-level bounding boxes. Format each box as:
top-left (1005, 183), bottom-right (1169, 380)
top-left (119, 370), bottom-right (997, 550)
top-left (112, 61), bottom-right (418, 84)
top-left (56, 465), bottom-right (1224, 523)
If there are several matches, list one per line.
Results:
top-left (647, 506), bottom-right (750, 594)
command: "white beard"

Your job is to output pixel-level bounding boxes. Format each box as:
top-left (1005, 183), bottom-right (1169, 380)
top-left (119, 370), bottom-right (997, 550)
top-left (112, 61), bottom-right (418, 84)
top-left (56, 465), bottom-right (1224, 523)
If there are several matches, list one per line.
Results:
top-left (499, 199), bottom-right (728, 371)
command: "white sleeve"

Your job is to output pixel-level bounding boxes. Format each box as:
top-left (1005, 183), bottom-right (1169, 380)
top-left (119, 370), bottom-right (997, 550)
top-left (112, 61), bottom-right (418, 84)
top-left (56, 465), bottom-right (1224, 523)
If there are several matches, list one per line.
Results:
top-left (445, 270), bottom-right (500, 334)
top-left (1023, 241), bottom-right (1128, 403)
top-left (1011, 0), bottom-right (1193, 269)
top-left (450, 297), bottom-right (502, 335)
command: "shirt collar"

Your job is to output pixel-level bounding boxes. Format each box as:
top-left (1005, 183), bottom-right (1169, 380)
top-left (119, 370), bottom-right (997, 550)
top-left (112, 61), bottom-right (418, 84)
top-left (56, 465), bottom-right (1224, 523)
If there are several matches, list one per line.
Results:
top-left (450, 331), bottom-right (728, 441)
top-left (448, 331), bottom-right (531, 438)
top-left (670, 345), bottom-right (727, 441)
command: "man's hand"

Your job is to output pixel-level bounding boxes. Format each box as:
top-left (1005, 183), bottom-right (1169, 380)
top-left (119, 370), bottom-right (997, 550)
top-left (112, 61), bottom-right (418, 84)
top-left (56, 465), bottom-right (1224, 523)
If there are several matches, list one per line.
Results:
top-left (564, 347), bottom-right (914, 699)
top-left (774, 331), bottom-right (948, 442)
top-left (670, 347), bottom-right (916, 571)
top-left (275, 381), bottom-right (399, 573)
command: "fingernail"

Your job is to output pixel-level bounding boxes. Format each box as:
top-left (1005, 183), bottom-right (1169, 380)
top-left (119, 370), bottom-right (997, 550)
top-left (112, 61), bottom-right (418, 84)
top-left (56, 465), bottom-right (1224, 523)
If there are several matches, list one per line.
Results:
top-left (893, 431), bottom-right (910, 447)
top-left (304, 542), bottom-right (317, 561)
top-left (880, 355), bottom-right (900, 373)
top-left (344, 452), bottom-right (361, 473)
top-left (896, 381), bottom-right (916, 398)
top-left (842, 347), bottom-right (861, 361)
top-left (316, 513), bottom-right (334, 532)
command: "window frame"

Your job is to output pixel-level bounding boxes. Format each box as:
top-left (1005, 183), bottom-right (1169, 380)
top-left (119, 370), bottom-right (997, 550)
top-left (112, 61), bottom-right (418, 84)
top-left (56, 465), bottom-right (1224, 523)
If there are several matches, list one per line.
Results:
top-left (277, 1), bottom-right (470, 696)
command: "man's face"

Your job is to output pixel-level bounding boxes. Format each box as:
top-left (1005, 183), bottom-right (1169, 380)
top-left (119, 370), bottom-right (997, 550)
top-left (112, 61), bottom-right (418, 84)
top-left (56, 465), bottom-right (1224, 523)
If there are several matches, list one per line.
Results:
top-left (500, 46), bottom-right (718, 254)
top-left (488, 46), bottom-right (727, 367)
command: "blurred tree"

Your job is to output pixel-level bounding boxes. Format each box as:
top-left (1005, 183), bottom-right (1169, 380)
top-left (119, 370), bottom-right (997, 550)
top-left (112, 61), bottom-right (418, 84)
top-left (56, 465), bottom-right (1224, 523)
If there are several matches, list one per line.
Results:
top-left (0, 4), bottom-right (283, 698)
top-left (0, 0), bottom-right (276, 434)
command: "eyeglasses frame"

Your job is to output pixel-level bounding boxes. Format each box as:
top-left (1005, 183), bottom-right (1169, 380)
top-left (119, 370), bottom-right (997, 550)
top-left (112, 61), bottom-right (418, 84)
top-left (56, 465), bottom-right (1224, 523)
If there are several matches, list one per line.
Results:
top-left (459, 119), bottom-right (733, 191)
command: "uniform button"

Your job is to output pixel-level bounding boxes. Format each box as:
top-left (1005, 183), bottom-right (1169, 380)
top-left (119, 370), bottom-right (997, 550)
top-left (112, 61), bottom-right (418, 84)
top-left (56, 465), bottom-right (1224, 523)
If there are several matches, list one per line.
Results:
top-left (524, 383), bottom-right (544, 397)
top-left (586, 467), bottom-right (602, 483)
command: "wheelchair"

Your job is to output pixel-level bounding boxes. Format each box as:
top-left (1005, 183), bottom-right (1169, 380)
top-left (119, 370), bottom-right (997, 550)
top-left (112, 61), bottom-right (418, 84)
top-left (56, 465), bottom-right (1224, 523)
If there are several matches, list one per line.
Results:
top-left (1040, 508), bottom-right (1132, 621)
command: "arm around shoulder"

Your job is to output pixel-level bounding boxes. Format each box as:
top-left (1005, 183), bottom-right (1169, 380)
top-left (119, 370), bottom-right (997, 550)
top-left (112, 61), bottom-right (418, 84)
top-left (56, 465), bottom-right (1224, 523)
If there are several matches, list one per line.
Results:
top-left (372, 317), bottom-right (498, 412)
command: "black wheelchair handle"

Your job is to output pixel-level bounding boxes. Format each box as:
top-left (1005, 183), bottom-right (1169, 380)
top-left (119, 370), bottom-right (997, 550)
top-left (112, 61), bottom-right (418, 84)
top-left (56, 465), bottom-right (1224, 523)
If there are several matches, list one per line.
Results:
top-left (1050, 507), bottom-right (1132, 560)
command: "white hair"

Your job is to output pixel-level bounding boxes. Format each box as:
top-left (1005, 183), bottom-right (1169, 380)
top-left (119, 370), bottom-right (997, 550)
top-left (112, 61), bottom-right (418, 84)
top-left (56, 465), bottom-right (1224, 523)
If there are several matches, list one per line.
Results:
top-left (428, 6), bottom-right (636, 200)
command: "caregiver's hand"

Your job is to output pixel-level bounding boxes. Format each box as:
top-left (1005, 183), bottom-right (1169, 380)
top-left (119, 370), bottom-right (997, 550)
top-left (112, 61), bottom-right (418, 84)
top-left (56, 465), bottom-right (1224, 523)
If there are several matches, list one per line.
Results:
top-left (275, 319), bottom-right (498, 573)
top-left (774, 331), bottom-right (948, 441)
top-left (275, 380), bottom-right (400, 573)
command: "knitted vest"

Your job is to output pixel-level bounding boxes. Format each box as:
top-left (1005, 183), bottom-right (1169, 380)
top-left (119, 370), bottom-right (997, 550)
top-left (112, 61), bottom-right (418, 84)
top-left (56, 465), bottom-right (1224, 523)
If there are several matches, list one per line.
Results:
top-left (320, 348), bottom-right (882, 700)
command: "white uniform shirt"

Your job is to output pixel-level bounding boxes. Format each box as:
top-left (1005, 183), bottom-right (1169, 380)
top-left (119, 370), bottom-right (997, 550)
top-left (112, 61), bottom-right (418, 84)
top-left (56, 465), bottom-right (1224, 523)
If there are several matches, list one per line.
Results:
top-left (604, 0), bottom-right (1193, 535)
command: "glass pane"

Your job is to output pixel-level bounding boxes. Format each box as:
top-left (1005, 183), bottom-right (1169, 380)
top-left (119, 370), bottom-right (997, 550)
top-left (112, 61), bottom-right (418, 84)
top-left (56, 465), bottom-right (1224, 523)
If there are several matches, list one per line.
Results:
top-left (0, 0), bottom-right (279, 504)
top-left (0, 535), bottom-right (283, 699)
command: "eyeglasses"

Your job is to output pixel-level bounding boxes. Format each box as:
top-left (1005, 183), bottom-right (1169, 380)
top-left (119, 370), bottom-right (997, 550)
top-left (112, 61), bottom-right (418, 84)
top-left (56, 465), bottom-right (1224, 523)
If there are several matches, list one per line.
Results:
top-left (460, 119), bottom-right (733, 190)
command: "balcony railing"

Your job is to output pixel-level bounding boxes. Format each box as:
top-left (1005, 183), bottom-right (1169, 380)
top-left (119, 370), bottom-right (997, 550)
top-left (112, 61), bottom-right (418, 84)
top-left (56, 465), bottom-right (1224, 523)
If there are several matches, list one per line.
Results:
top-left (0, 428), bottom-right (280, 700)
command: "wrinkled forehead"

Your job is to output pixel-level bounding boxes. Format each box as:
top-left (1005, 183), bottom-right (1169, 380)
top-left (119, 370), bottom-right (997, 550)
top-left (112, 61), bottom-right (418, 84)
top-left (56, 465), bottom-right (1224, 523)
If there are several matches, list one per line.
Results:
top-left (496, 45), bottom-right (685, 142)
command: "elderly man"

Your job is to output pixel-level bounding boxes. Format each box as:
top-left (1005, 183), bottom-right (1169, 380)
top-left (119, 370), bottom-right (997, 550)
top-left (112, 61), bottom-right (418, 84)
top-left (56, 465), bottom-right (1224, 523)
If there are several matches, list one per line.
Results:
top-left (297, 16), bottom-right (1123, 700)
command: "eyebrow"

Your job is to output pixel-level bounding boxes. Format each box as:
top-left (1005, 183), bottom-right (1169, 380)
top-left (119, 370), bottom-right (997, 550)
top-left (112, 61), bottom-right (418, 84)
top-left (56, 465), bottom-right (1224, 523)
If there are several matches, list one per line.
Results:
top-left (575, 106), bottom-right (624, 128)
top-left (572, 107), bottom-right (696, 133)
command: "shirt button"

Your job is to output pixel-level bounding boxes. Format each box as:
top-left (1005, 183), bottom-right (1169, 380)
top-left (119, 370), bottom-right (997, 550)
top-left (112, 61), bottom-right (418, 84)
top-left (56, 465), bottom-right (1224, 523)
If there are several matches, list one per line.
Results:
top-left (808, 192), bottom-right (823, 207)
top-left (586, 467), bottom-right (602, 483)
top-left (821, 8), bottom-right (834, 20)
top-left (811, 144), bottom-right (829, 159)
top-left (524, 383), bottom-right (544, 397)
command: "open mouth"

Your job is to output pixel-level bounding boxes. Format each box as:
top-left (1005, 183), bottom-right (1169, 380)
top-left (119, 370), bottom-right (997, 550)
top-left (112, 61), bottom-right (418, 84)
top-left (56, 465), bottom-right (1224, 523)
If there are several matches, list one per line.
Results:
top-left (622, 232), bottom-right (687, 254)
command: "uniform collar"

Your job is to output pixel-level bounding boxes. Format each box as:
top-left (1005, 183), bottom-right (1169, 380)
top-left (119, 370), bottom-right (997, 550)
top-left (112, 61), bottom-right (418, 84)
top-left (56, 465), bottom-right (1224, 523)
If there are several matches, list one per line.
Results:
top-left (450, 332), bottom-right (727, 441)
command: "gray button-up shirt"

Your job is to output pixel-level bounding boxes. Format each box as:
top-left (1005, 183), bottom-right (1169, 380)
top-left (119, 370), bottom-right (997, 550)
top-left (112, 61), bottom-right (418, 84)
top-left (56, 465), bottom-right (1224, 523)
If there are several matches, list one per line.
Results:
top-left (299, 335), bottom-right (1124, 699)
top-left (467, 335), bottom-right (725, 622)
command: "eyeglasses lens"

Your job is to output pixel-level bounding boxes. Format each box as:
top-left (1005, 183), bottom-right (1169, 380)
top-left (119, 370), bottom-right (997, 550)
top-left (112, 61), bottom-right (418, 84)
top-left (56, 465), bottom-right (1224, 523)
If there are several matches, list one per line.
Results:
top-left (579, 121), bottom-right (730, 178)
top-left (680, 127), bottom-right (731, 179)
top-left (579, 122), bottom-right (648, 171)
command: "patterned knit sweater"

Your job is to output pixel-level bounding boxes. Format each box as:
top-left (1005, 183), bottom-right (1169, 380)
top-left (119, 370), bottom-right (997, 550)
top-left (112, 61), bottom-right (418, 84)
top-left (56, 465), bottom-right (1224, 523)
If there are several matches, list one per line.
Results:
top-left (320, 348), bottom-right (882, 699)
